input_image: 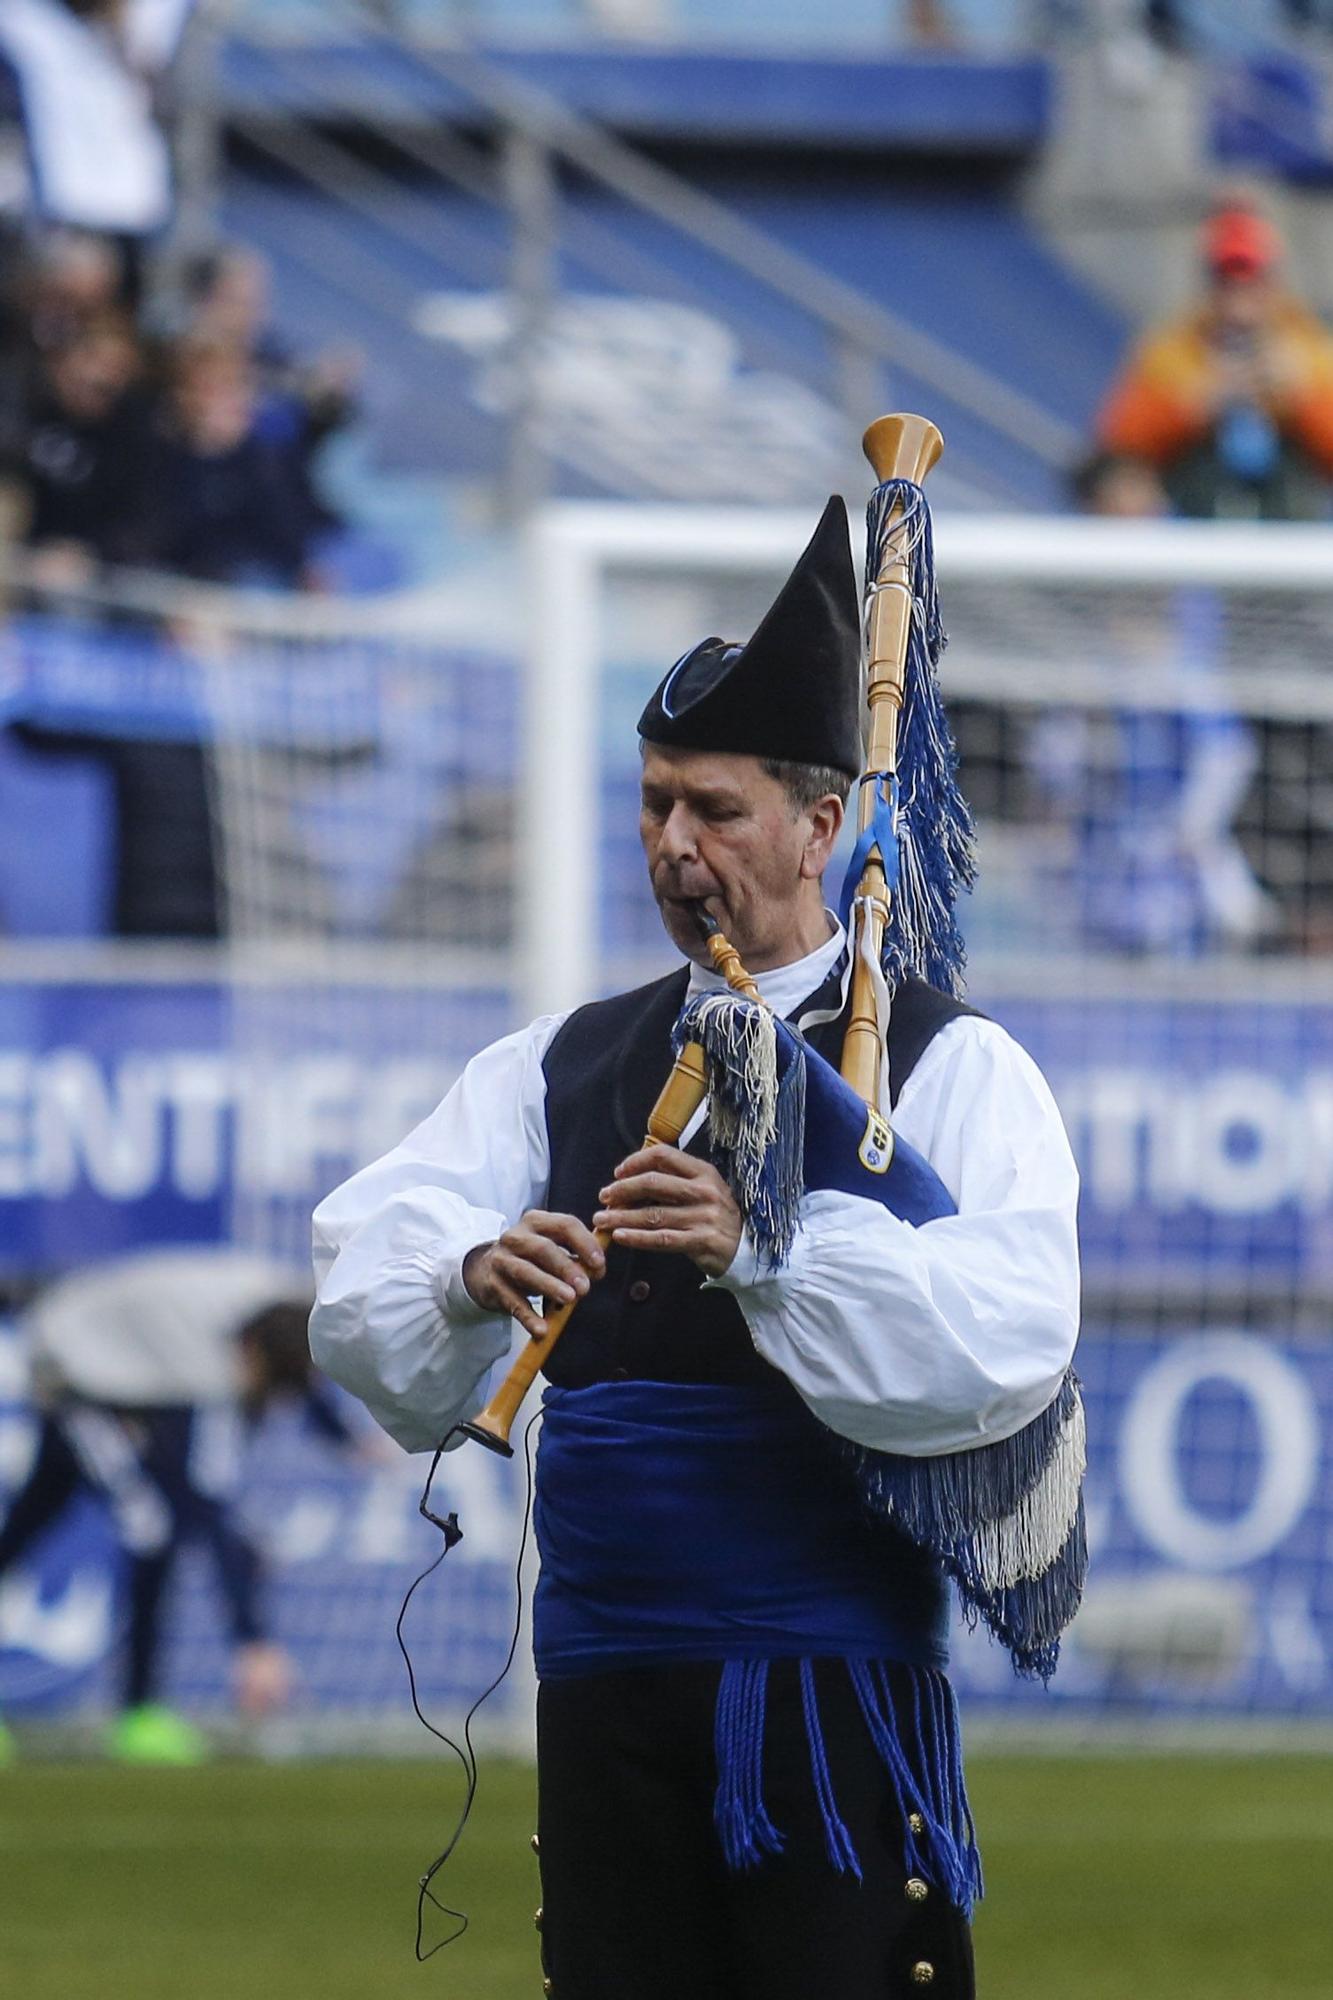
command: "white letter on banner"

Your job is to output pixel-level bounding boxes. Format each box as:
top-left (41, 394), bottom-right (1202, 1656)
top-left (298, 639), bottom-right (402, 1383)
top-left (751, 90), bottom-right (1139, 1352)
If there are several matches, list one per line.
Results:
top-left (0, 1055), bottom-right (33, 1196)
top-left (1146, 1083), bottom-right (1192, 1212)
top-left (233, 1061), bottom-right (276, 1194)
top-left (1121, 1334), bottom-right (1319, 1569)
top-left (1074, 1072), bottom-right (1149, 1211)
top-left (162, 1056), bottom-right (233, 1199)
top-left (1190, 1074), bottom-right (1296, 1214)
top-left (1299, 1072), bottom-right (1333, 1213)
top-left (34, 1052), bottom-right (162, 1198)
top-left (281, 1058), bottom-right (360, 1195)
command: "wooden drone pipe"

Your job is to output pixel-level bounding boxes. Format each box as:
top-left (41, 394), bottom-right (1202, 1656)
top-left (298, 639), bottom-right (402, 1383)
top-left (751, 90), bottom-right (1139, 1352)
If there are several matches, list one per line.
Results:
top-left (459, 913), bottom-right (759, 1455)
top-left (839, 413), bottom-right (944, 1109)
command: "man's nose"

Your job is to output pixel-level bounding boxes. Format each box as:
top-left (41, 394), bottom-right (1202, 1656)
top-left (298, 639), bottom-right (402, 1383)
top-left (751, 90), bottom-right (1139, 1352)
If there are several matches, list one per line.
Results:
top-left (658, 803), bottom-right (698, 864)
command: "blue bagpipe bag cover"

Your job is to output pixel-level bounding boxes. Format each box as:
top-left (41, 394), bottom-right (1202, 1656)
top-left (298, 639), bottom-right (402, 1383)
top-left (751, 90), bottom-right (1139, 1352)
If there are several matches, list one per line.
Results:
top-left (674, 990), bottom-right (1087, 1682)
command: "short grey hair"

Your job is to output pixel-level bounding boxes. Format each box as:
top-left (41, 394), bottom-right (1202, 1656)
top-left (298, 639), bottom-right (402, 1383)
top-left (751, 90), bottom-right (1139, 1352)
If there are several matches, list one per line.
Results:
top-left (761, 759), bottom-right (854, 815)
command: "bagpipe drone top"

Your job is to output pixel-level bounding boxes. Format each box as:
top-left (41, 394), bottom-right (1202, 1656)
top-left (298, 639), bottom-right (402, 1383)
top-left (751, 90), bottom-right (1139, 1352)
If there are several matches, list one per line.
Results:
top-left (463, 415), bottom-right (1086, 1685)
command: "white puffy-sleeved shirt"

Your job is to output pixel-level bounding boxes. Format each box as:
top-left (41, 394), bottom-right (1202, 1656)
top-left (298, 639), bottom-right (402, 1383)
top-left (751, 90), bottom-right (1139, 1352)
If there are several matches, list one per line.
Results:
top-left (311, 924), bottom-right (1081, 1457)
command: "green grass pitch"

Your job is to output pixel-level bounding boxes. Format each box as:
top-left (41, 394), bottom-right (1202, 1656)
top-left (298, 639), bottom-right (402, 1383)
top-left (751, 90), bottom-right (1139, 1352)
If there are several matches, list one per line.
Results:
top-left (0, 1752), bottom-right (1327, 1998)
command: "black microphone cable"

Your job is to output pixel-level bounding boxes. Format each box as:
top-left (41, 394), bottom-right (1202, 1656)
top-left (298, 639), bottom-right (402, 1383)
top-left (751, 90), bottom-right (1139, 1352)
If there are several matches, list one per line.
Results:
top-left (394, 1406), bottom-right (542, 1959)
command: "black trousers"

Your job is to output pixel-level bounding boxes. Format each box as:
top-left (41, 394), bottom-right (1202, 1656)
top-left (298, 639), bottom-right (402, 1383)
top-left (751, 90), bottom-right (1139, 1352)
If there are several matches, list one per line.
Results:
top-left (536, 1658), bottom-right (976, 2000)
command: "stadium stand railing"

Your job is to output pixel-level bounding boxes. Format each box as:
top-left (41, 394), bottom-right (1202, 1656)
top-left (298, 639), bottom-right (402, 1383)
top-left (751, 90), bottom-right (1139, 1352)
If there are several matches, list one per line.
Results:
top-left (209, 12), bottom-right (1088, 512)
top-left (222, 0), bottom-right (1038, 54)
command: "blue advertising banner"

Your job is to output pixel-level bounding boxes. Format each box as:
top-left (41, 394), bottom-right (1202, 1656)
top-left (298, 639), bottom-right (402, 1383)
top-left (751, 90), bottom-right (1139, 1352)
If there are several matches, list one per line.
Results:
top-left (2, 1326), bottom-right (1329, 1723)
top-left (1, 971), bottom-right (1331, 1723)
top-left (0, 975), bottom-right (510, 1273)
top-left (951, 1328), bottom-right (1333, 1719)
top-left (999, 995), bottom-right (1333, 1297)
top-left (2, 976), bottom-right (1332, 1291)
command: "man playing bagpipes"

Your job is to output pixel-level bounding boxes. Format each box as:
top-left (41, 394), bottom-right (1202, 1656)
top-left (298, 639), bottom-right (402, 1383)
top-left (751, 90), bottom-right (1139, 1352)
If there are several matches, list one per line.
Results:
top-left (310, 423), bottom-right (1083, 2000)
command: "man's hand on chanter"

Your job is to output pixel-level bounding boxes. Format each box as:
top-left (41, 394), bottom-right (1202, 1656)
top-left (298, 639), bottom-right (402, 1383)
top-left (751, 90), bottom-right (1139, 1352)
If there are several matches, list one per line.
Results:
top-left (463, 1213), bottom-right (606, 1337)
top-left (594, 1144), bottom-right (743, 1277)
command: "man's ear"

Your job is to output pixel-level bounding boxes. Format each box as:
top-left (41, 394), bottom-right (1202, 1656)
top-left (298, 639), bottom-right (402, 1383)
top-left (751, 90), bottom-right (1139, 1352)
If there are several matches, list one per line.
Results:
top-left (799, 793), bottom-right (846, 881)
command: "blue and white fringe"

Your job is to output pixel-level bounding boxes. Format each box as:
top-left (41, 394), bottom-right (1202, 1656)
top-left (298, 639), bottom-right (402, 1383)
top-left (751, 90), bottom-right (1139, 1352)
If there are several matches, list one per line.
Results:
top-left (845, 1369), bottom-right (1088, 1682)
top-left (672, 991), bottom-right (805, 1268)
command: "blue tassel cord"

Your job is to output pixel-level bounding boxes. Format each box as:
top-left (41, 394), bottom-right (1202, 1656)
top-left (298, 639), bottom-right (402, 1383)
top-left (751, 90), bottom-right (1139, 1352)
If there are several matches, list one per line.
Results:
top-left (713, 1659), bottom-right (785, 1871)
top-left (848, 1662), bottom-right (983, 1918)
top-left (711, 1659), bottom-right (982, 1916)
top-left (799, 1660), bottom-right (861, 1879)
top-left (836, 772), bottom-right (900, 937)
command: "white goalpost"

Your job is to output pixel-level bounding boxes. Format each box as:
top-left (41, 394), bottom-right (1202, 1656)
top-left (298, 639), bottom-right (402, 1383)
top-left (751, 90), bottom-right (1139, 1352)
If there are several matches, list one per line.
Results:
top-left (522, 503), bottom-right (1333, 1005)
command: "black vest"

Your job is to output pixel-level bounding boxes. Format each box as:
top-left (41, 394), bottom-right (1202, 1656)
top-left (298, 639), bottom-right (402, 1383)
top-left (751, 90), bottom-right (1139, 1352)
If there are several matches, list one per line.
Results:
top-left (540, 962), bottom-right (978, 1392)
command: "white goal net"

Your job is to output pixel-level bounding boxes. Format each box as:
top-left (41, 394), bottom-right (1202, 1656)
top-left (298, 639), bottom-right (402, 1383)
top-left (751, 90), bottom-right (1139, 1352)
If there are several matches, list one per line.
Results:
top-left (195, 509), bottom-right (1333, 1728)
top-left (4, 510), bottom-right (1332, 1736)
top-left (518, 504), bottom-right (1333, 1732)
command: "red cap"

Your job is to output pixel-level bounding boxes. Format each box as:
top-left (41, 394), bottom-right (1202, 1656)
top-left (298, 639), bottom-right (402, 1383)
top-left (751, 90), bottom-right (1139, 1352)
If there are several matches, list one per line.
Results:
top-left (1203, 206), bottom-right (1281, 280)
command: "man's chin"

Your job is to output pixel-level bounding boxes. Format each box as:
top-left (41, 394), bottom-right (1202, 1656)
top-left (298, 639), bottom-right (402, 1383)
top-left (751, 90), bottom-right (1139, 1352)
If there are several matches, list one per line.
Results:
top-left (658, 896), bottom-right (719, 959)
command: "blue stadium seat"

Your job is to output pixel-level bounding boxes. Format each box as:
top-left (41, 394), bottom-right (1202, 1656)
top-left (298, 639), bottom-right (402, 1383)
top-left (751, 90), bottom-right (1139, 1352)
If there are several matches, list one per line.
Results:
top-left (225, 167), bottom-right (1124, 511)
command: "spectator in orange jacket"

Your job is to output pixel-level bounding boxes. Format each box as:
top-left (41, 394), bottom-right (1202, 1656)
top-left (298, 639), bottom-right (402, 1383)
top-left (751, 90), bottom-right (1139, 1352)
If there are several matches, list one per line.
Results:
top-left (1097, 203), bottom-right (1333, 519)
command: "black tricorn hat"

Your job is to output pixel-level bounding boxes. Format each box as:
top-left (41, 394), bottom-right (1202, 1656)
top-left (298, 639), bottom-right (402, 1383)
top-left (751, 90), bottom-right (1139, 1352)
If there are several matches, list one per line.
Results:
top-left (637, 495), bottom-right (863, 778)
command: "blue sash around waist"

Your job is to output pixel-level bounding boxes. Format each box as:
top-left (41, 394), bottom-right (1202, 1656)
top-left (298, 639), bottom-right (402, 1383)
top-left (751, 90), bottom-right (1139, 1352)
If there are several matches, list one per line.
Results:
top-left (533, 1379), bottom-right (950, 1682)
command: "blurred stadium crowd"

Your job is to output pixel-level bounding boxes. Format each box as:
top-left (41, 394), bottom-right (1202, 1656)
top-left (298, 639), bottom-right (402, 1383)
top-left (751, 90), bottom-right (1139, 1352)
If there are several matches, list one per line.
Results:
top-left (0, 3), bottom-right (1328, 968)
top-left (0, 227), bottom-right (365, 938)
top-left (0, 229), bottom-right (357, 594)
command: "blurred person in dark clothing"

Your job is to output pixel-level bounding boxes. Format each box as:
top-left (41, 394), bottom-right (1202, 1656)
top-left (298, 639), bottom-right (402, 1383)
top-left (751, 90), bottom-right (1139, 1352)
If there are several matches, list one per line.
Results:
top-left (24, 228), bottom-right (122, 350)
top-left (184, 245), bottom-right (361, 546)
top-left (144, 336), bottom-right (316, 588)
top-left (4, 310), bottom-right (217, 942)
top-left (7, 335), bottom-right (319, 942)
top-left (10, 687), bottom-right (225, 939)
top-left (1097, 200), bottom-right (1333, 520)
top-left (0, 1247), bottom-right (362, 1766)
top-left (15, 307), bottom-right (155, 578)
top-left (189, 245), bottom-right (361, 444)
top-left (0, 228), bottom-right (124, 523)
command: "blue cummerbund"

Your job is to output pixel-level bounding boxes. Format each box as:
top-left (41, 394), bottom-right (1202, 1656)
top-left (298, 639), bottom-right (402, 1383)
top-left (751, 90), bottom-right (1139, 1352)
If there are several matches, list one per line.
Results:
top-left (533, 1380), bottom-right (950, 1681)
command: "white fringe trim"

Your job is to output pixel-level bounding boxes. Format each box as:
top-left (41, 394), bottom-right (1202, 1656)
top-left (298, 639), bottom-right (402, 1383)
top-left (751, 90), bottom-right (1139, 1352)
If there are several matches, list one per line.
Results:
top-left (691, 993), bottom-right (779, 1191)
top-left (971, 1390), bottom-right (1087, 1591)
